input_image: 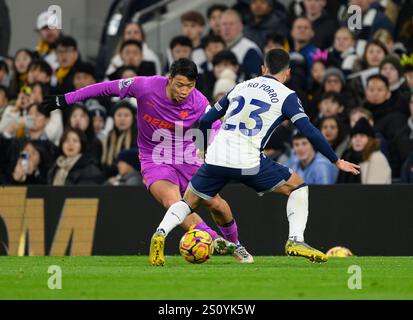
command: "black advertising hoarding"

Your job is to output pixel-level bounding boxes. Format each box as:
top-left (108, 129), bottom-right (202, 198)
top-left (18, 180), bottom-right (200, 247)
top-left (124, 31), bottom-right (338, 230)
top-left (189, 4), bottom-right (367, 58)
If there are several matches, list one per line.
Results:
top-left (0, 185), bottom-right (412, 256)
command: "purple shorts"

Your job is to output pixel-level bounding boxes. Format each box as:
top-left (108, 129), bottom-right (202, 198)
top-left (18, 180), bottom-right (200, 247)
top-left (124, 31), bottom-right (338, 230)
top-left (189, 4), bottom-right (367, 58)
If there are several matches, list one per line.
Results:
top-left (141, 161), bottom-right (201, 194)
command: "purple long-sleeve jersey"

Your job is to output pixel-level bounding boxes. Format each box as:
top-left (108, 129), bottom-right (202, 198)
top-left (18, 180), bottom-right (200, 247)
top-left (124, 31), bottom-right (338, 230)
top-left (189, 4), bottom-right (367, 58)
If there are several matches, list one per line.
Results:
top-left (65, 76), bottom-right (213, 166)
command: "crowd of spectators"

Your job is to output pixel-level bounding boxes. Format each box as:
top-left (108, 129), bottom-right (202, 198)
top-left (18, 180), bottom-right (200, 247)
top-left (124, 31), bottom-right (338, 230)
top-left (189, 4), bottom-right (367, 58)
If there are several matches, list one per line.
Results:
top-left (0, 0), bottom-right (413, 186)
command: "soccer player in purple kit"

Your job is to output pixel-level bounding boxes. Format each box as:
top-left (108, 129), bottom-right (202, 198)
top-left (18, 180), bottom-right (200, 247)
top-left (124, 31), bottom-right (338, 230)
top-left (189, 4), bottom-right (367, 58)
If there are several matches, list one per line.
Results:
top-left (41, 58), bottom-right (254, 264)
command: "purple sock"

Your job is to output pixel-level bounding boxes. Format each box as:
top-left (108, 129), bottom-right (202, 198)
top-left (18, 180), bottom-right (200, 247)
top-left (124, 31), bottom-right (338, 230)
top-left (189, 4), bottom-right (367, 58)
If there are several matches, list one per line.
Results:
top-left (218, 220), bottom-right (239, 245)
top-left (194, 222), bottom-right (219, 240)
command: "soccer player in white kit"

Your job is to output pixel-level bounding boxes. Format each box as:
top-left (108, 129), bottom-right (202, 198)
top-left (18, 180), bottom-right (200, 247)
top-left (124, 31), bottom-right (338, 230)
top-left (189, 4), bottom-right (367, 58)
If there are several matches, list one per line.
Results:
top-left (149, 49), bottom-right (360, 266)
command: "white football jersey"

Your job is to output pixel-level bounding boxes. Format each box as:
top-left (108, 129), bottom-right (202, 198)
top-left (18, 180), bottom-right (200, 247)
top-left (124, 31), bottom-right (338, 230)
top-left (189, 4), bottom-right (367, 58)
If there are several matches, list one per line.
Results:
top-left (206, 76), bottom-right (307, 169)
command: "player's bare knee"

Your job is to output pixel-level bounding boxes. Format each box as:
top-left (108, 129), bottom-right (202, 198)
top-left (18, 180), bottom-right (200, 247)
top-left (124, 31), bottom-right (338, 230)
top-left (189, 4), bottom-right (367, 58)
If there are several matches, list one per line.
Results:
top-left (161, 198), bottom-right (179, 209)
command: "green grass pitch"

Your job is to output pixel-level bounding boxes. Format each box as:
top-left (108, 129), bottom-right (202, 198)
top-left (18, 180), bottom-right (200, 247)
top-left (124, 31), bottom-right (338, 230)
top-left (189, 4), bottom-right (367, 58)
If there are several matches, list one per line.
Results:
top-left (0, 256), bottom-right (412, 299)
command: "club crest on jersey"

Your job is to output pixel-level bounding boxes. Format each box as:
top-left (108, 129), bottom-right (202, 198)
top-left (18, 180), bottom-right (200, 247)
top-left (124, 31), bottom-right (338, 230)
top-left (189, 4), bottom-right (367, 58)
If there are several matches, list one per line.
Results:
top-left (119, 77), bottom-right (134, 90)
top-left (180, 111), bottom-right (189, 119)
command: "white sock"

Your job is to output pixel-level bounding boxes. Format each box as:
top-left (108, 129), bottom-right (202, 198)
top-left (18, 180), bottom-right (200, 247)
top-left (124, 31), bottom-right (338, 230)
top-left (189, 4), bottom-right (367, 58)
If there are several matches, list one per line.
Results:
top-left (286, 186), bottom-right (309, 242)
top-left (157, 201), bottom-right (192, 236)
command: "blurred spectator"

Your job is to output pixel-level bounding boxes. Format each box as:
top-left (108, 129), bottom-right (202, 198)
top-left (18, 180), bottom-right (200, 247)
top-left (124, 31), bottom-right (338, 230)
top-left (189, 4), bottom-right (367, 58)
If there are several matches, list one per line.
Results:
top-left (105, 148), bottom-right (142, 186)
top-left (327, 27), bottom-right (358, 77)
top-left (364, 74), bottom-right (407, 141)
top-left (337, 118), bottom-right (391, 184)
top-left (55, 36), bottom-right (81, 93)
top-left (102, 101), bottom-right (137, 177)
top-left (200, 50), bottom-right (240, 101)
top-left (0, 103), bottom-right (58, 182)
top-left (88, 101), bottom-right (108, 142)
top-left (27, 59), bottom-right (52, 86)
top-left (341, 0), bottom-right (395, 56)
top-left (244, 0), bottom-right (289, 49)
top-left (220, 9), bottom-right (263, 79)
top-left (313, 92), bottom-right (346, 127)
top-left (0, 84), bottom-right (8, 121)
top-left (0, 86), bottom-right (33, 138)
top-left (0, 59), bottom-right (10, 87)
top-left (181, 11), bottom-right (207, 70)
top-left (199, 34), bottom-right (226, 75)
top-left (164, 36), bottom-right (193, 74)
top-left (319, 115), bottom-right (349, 159)
top-left (48, 128), bottom-right (103, 185)
top-left (206, 4), bottom-right (228, 36)
top-left (290, 17), bottom-right (318, 72)
top-left (35, 11), bottom-right (62, 71)
top-left (67, 104), bottom-right (103, 165)
top-left (106, 22), bottom-right (161, 76)
top-left (213, 68), bottom-right (237, 103)
top-left (390, 93), bottom-right (413, 178)
top-left (288, 133), bottom-right (338, 184)
top-left (373, 28), bottom-right (406, 57)
top-left (350, 39), bottom-right (388, 100)
top-left (309, 67), bottom-right (358, 118)
top-left (308, 58), bottom-right (326, 101)
top-left (349, 106), bottom-right (389, 158)
top-left (29, 82), bottom-right (63, 146)
top-left (302, 0), bottom-right (338, 49)
top-left (25, 103), bottom-right (51, 141)
top-left (8, 140), bottom-right (53, 185)
top-left (379, 55), bottom-right (410, 100)
top-left (73, 62), bottom-right (97, 89)
top-left (10, 49), bottom-right (36, 98)
top-left (108, 40), bottom-right (156, 80)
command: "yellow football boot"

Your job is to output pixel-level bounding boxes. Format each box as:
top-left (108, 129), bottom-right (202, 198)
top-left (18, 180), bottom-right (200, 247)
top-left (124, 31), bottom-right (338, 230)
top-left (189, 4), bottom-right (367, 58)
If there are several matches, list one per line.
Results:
top-left (149, 231), bottom-right (166, 266)
top-left (285, 239), bottom-right (328, 263)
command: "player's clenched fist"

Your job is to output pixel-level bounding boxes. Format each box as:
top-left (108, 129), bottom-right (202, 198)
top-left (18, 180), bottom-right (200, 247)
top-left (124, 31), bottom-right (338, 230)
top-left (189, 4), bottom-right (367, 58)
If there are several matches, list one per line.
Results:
top-left (40, 95), bottom-right (69, 113)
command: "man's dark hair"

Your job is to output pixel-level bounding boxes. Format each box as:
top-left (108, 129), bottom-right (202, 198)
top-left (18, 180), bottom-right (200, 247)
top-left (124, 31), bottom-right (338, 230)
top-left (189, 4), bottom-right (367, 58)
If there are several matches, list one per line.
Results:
top-left (169, 36), bottom-right (193, 50)
top-left (28, 59), bottom-right (53, 77)
top-left (201, 34), bottom-right (226, 49)
top-left (320, 92), bottom-right (344, 106)
top-left (73, 62), bottom-right (96, 79)
top-left (181, 10), bottom-right (206, 26)
top-left (212, 50), bottom-right (238, 66)
top-left (57, 36), bottom-right (78, 50)
top-left (170, 58), bottom-right (198, 81)
top-left (120, 39), bottom-right (143, 52)
top-left (0, 84), bottom-right (9, 99)
top-left (207, 4), bottom-right (228, 19)
top-left (264, 49), bottom-right (290, 74)
top-left (264, 33), bottom-right (286, 47)
top-left (28, 102), bottom-right (51, 118)
top-left (367, 74), bottom-right (390, 89)
top-left (292, 132), bottom-right (310, 143)
top-left (0, 60), bottom-right (9, 74)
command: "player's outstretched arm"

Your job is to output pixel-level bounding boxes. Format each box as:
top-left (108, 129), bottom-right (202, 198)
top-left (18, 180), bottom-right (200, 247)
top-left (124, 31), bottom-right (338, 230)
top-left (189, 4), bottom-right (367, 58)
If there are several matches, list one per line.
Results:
top-left (41, 78), bottom-right (136, 113)
top-left (294, 117), bottom-right (360, 175)
top-left (281, 93), bottom-right (360, 176)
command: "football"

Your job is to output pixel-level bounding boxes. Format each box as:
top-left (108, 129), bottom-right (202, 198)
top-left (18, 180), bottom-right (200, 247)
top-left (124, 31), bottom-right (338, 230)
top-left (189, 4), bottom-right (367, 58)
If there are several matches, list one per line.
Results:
top-left (179, 229), bottom-right (214, 264)
top-left (326, 246), bottom-right (353, 257)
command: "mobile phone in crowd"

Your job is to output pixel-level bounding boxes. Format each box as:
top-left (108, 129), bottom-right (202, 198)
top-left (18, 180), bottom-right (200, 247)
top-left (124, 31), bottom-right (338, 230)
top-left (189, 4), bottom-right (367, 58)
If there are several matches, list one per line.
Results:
top-left (25, 115), bottom-right (34, 129)
top-left (19, 151), bottom-right (30, 173)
